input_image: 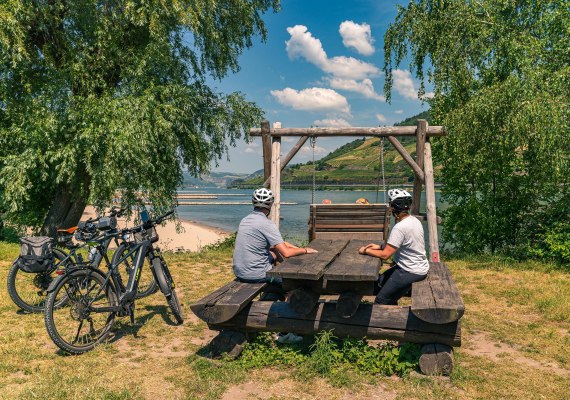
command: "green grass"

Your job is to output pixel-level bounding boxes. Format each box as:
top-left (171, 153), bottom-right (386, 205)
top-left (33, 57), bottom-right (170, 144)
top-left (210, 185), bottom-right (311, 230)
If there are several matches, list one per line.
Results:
top-left (0, 241), bottom-right (569, 399)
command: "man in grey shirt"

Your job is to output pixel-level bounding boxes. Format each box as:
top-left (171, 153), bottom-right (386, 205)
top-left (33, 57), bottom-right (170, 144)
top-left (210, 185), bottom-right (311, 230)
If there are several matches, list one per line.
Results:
top-left (233, 188), bottom-right (318, 283)
top-left (358, 188), bottom-right (429, 305)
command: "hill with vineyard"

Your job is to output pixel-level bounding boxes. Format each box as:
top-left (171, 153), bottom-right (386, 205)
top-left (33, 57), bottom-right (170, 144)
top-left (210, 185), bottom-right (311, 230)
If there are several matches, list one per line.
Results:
top-left (230, 111), bottom-right (440, 189)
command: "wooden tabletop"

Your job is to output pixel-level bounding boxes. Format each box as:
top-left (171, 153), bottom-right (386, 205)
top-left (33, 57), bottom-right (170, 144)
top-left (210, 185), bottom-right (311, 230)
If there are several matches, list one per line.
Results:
top-left (267, 239), bottom-right (381, 293)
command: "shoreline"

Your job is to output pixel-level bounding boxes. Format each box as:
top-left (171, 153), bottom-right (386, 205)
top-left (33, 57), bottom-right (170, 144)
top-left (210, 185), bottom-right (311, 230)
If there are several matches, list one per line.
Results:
top-left (81, 207), bottom-right (230, 253)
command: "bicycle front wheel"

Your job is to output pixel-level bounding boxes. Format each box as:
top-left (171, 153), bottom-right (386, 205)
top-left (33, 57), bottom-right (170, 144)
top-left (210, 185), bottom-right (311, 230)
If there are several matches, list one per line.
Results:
top-left (158, 262), bottom-right (184, 324)
top-left (45, 269), bottom-right (117, 354)
top-left (7, 248), bottom-right (69, 313)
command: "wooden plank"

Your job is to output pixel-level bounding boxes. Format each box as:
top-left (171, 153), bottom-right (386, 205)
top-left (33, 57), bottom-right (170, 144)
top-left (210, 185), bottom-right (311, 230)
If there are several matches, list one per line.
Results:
top-left (261, 121), bottom-right (271, 186)
top-left (269, 137), bottom-right (281, 228)
top-left (190, 280), bottom-right (268, 324)
top-left (310, 232), bottom-right (383, 241)
top-left (314, 219), bottom-right (387, 226)
top-left (411, 119), bottom-right (427, 215)
top-left (267, 239), bottom-right (349, 280)
top-left (212, 301), bottom-right (461, 347)
top-left (411, 262), bottom-right (465, 324)
top-left (312, 204), bottom-right (389, 210)
top-left (314, 224), bottom-right (385, 231)
top-left (324, 239), bottom-right (381, 281)
top-left (424, 140), bottom-right (440, 262)
top-left (249, 126), bottom-right (447, 137)
top-left (387, 136), bottom-right (425, 181)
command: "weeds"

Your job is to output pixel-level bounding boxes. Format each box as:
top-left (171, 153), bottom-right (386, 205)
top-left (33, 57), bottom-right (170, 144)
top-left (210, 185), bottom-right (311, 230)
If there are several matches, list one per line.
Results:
top-left (233, 331), bottom-right (421, 387)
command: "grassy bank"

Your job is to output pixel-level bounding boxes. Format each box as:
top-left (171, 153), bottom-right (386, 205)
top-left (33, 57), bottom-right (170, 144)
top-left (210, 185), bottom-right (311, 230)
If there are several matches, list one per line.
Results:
top-left (0, 241), bottom-right (568, 399)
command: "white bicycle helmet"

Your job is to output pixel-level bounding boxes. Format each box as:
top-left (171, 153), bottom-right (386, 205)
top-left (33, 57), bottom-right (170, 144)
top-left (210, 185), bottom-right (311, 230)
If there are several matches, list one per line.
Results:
top-left (387, 188), bottom-right (412, 211)
top-left (252, 188), bottom-right (275, 209)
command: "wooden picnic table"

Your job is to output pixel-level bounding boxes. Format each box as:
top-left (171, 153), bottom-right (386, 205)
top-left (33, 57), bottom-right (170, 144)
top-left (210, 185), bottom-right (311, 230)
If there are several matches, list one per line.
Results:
top-left (266, 238), bottom-right (382, 317)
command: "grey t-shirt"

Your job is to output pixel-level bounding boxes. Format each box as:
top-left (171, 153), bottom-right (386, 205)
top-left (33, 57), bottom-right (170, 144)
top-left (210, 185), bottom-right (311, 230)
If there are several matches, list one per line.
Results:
top-left (233, 210), bottom-right (284, 280)
top-left (387, 215), bottom-right (429, 275)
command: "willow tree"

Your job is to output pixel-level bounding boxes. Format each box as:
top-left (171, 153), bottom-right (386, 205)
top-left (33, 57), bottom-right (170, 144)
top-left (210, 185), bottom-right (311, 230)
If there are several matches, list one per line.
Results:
top-left (0, 0), bottom-right (279, 236)
top-left (384, 0), bottom-right (570, 259)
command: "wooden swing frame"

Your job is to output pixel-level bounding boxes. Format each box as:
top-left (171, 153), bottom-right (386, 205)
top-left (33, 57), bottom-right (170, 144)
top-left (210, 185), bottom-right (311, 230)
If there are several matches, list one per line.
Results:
top-left (250, 119), bottom-right (445, 262)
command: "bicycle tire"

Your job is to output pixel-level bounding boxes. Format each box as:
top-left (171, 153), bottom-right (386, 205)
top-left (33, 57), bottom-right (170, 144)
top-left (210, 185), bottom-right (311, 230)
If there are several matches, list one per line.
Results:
top-left (111, 243), bottom-right (158, 299)
top-left (159, 262), bottom-right (184, 324)
top-left (7, 248), bottom-right (69, 313)
top-left (44, 268), bottom-right (117, 354)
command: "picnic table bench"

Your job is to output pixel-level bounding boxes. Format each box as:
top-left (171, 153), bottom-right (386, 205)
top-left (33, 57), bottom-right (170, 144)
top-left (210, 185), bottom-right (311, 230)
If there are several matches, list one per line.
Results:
top-left (191, 239), bottom-right (464, 375)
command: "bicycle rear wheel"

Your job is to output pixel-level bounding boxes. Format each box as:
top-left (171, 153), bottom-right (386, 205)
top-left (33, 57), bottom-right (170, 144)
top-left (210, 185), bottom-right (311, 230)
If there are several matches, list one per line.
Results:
top-left (7, 248), bottom-right (69, 313)
top-left (112, 243), bottom-right (158, 298)
top-left (45, 269), bottom-right (117, 354)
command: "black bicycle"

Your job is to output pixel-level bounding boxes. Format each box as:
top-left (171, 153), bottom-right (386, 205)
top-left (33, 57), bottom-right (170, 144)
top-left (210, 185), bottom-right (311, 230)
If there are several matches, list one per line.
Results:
top-left (7, 208), bottom-right (157, 313)
top-left (44, 210), bottom-right (183, 354)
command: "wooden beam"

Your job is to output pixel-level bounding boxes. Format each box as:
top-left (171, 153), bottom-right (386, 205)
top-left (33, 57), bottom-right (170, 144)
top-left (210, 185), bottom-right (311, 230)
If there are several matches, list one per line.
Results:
top-left (250, 126), bottom-right (446, 137)
top-left (263, 136), bottom-right (308, 187)
top-left (269, 137), bottom-right (281, 228)
top-left (261, 121), bottom-right (271, 187)
top-left (210, 301), bottom-right (462, 347)
top-left (387, 136), bottom-right (425, 182)
top-left (411, 120), bottom-right (427, 215)
top-left (424, 140), bottom-right (440, 262)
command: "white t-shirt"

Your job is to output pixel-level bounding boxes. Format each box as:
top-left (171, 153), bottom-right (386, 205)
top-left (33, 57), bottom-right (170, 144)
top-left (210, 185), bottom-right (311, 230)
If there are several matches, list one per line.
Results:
top-left (387, 215), bottom-right (429, 275)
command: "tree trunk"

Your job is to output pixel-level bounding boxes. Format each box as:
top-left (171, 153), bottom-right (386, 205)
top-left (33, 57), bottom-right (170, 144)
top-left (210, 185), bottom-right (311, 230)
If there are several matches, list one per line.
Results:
top-left (40, 183), bottom-right (89, 238)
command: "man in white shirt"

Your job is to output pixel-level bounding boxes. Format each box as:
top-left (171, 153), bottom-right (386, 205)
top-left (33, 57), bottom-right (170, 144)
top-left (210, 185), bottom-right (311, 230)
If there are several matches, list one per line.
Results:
top-left (358, 189), bottom-right (429, 305)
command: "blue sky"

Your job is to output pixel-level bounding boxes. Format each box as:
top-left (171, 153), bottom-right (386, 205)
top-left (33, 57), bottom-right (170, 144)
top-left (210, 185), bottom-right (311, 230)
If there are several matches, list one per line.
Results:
top-left (210, 0), bottom-right (431, 174)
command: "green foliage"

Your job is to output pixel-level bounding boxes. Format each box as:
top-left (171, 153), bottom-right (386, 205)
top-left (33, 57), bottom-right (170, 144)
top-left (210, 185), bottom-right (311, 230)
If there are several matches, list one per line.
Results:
top-left (202, 233), bottom-right (237, 252)
top-left (393, 110), bottom-right (431, 127)
top-left (237, 333), bottom-right (305, 369)
top-left (384, 0), bottom-right (570, 258)
top-left (0, 0), bottom-right (280, 231)
top-left (234, 331), bottom-right (420, 384)
top-left (529, 222), bottom-right (570, 266)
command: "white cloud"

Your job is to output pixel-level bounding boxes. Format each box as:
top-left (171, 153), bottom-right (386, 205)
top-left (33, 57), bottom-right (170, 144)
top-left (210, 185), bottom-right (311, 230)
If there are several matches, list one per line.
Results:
top-left (286, 25), bottom-right (380, 80)
top-left (300, 145), bottom-right (328, 156)
top-left (244, 147), bottom-right (256, 154)
top-left (392, 69), bottom-right (418, 100)
top-left (327, 77), bottom-right (385, 101)
top-left (395, 109), bottom-right (404, 114)
top-left (376, 114), bottom-right (387, 123)
top-left (392, 69), bottom-right (435, 101)
top-left (339, 21), bottom-right (375, 56)
top-left (313, 118), bottom-right (352, 127)
top-left (270, 87), bottom-right (351, 114)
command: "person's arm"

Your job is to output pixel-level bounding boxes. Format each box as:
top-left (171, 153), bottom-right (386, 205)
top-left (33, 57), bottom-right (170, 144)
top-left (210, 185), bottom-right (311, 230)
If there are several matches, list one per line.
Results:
top-left (358, 243), bottom-right (397, 260)
top-left (275, 242), bottom-right (318, 258)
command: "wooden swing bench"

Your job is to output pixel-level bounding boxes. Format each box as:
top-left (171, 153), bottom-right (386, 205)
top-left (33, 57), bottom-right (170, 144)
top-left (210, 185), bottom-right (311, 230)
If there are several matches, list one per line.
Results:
top-left (308, 203), bottom-right (390, 242)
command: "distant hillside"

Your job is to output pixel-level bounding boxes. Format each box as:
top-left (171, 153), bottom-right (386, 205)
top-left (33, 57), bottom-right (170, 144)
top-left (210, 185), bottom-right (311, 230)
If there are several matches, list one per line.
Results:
top-left (181, 172), bottom-right (250, 188)
top-left (230, 111), bottom-right (440, 189)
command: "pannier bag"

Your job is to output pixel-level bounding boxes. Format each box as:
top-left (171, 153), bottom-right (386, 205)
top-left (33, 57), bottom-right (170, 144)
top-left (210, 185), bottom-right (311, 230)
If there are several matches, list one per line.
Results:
top-left (17, 236), bottom-right (54, 273)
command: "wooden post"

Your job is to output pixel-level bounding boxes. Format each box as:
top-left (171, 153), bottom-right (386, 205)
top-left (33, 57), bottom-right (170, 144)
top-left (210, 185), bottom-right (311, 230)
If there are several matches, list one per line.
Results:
top-left (288, 287), bottom-right (320, 315)
top-left (424, 139), bottom-right (440, 262)
top-left (419, 344), bottom-right (454, 376)
top-left (412, 120), bottom-right (427, 215)
top-left (261, 121), bottom-right (272, 187)
top-left (263, 136), bottom-right (308, 187)
top-left (270, 136), bottom-right (281, 228)
top-left (336, 291), bottom-right (363, 318)
top-left (387, 136), bottom-right (425, 182)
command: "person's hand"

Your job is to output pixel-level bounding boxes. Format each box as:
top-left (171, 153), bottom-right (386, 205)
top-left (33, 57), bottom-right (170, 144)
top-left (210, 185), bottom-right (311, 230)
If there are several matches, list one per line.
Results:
top-left (365, 243), bottom-right (382, 250)
top-left (359, 246), bottom-right (371, 255)
top-left (304, 247), bottom-right (318, 254)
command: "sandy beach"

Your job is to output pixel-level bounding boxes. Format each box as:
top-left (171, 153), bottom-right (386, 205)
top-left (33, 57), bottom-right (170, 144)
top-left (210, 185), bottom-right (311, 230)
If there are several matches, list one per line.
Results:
top-left (81, 206), bottom-right (230, 252)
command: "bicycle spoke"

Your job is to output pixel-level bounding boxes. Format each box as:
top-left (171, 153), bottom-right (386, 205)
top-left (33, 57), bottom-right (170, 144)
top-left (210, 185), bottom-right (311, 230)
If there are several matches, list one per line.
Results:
top-left (72, 320), bottom-right (84, 345)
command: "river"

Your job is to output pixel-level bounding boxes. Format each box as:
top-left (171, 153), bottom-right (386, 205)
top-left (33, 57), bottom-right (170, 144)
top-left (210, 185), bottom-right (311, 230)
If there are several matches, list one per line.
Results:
top-left (176, 188), bottom-right (444, 245)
